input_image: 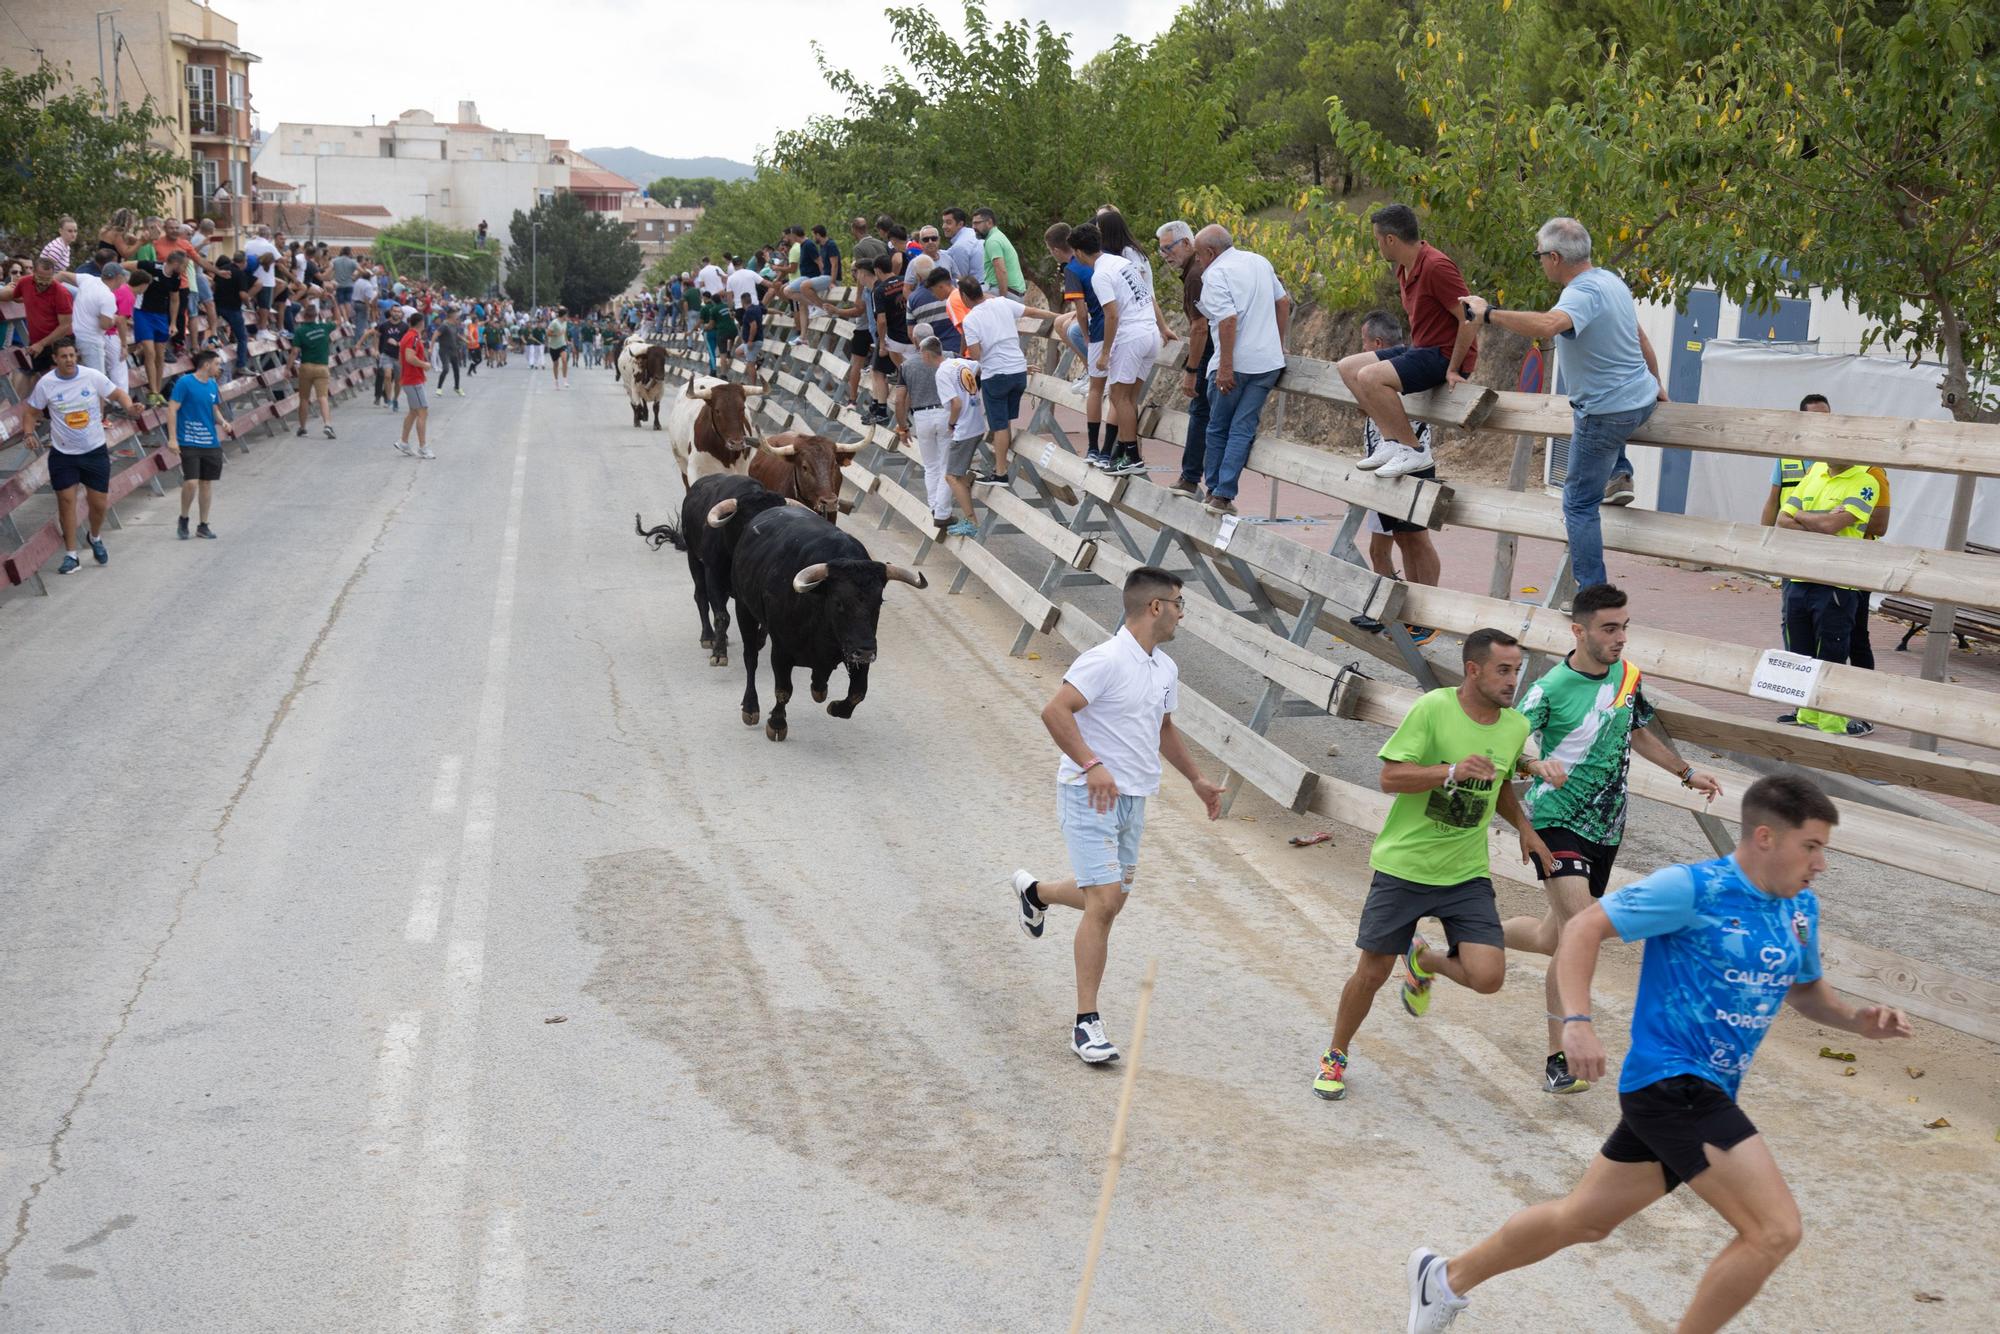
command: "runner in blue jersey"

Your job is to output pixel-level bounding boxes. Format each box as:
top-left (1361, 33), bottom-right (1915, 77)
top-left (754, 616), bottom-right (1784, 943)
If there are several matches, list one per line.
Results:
top-left (1403, 774), bottom-right (1911, 1334)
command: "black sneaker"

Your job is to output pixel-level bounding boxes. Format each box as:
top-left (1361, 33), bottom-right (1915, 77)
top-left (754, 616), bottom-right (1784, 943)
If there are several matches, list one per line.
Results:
top-left (1776, 712), bottom-right (1799, 725)
top-left (1845, 719), bottom-right (1875, 737)
top-left (177, 516), bottom-right (190, 541)
top-left (196, 524), bottom-right (217, 539)
top-left (1349, 614), bottom-right (1387, 634)
top-left (973, 471), bottom-right (1010, 488)
top-left (1544, 1051), bottom-right (1589, 1095)
top-left (296, 426), bottom-right (308, 437)
top-left (1108, 453), bottom-right (1147, 476)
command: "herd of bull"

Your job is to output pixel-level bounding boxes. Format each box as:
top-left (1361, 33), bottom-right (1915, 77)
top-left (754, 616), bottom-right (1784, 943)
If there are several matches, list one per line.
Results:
top-left (633, 352), bottom-right (928, 742)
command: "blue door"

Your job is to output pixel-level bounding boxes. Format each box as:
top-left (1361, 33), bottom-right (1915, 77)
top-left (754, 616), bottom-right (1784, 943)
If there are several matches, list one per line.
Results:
top-left (1741, 296), bottom-right (1812, 343)
top-left (1657, 288), bottom-right (1722, 513)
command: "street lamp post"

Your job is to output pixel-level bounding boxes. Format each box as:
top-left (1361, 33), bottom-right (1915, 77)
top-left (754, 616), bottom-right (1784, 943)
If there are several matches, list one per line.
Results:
top-left (530, 220), bottom-right (540, 312)
top-left (416, 191), bottom-right (435, 283)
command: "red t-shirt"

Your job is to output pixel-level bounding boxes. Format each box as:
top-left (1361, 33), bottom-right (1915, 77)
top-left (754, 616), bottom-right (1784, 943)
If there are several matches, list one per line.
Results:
top-left (1397, 241), bottom-right (1476, 373)
top-left (11, 277), bottom-right (74, 344)
top-left (398, 328), bottom-right (427, 385)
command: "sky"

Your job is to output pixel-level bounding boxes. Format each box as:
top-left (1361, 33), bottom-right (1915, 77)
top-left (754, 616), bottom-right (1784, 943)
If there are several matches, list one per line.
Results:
top-left (223, 0), bottom-right (1181, 165)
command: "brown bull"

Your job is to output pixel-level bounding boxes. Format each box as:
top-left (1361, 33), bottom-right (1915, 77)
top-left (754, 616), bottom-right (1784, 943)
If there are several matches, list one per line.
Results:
top-left (618, 342), bottom-right (670, 429)
top-left (748, 432), bottom-right (861, 524)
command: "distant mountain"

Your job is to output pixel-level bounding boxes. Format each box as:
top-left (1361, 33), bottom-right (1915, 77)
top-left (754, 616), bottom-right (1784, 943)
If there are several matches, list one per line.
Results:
top-left (582, 148), bottom-right (756, 186)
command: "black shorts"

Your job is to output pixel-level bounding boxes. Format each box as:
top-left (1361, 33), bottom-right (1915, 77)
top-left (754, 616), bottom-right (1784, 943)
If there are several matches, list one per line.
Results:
top-left (1529, 825), bottom-right (1620, 899)
top-left (847, 329), bottom-right (873, 357)
top-left (29, 346), bottom-right (56, 375)
top-left (180, 446), bottom-right (223, 481)
top-left (1355, 870), bottom-right (1503, 956)
top-left (1367, 463), bottom-right (1437, 535)
top-left (255, 286), bottom-right (275, 311)
top-left (1374, 343), bottom-right (1450, 393)
top-left (1602, 1074), bottom-right (1759, 1192)
top-left (872, 353), bottom-right (895, 375)
top-left (49, 445), bottom-right (111, 493)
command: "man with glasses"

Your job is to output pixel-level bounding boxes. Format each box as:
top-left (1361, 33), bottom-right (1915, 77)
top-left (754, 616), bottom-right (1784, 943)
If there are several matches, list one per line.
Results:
top-left (1011, 566), bottom-right (1223, 1065)
top-left (1458, 216), bottom-right (1666, 591)
top-left (1157, 220), bottom-right (1211, 495)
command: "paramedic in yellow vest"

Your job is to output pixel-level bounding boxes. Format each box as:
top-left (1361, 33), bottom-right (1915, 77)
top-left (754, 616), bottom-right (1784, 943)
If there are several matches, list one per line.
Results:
top-left (1777, 457), bottom-right (1879, 736)
top-left (1760, 395), bottom-right (1892, 674)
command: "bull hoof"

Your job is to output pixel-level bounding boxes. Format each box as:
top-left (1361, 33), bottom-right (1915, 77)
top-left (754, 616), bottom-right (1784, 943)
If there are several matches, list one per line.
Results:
top-left (741, 709), bottom-right (760, 726)
top-left (811, 686), bottom-right (828, 703)
top-left (709, 651), bottom-right (728, 667)
top-left (828, 700), bottom-right (859, 720)
top-left (699, 634), bottom-right (714, 649)
top-left (765, 721), bottom-right (788, 742)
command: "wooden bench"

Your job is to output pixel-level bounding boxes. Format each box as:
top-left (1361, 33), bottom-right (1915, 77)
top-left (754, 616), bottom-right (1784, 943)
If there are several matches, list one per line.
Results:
top-left (1881, 541), bottom-right (2000, 650)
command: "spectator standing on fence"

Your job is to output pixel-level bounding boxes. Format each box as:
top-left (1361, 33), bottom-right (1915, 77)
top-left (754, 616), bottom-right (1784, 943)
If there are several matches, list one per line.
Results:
top-left (1776, 459), bottom-right (1879, 736)
top-left (209, 254), bottom-right (252, 377)
top-left (972, 208), bottom-right (1026, 298)
top-left (961, 278), bottom-right (1060, 488)
top-left (814, 224), bottom-right (842, 285)
top-left (1043, 223), bottom-right (1111, 468)
top-left (1405, 775), bottom-right (1909, 1334)
top-left (1157, 220), bottom-right (1210, 496)
top-left (1312, 629), bottom-right (1550, 1102)
top-left (243, 225), bottom-right (280, 332)
top-left (66, 263), bottom-right (124, 382)
top-left (899, 332), bottom-right (962, 533)
top-left (907, 265), bottom-right (961, 357)
top-left (1760, 395), bottom-right (1890, 677)
top-left (1069, 222), bottom-right (1159, 481)
top-left (40, 215), bottom-right (79, 273)
top-left (289, 299), bottom-right (339, 439)
top-left (852, 215), bottom-right (889, 278)
top-left (699, 292), bottom-right (737, 377)
top-left (397, 312), bottom-right (435, 459)
top-left (935, 342), bottom-right (987, 533)
top-left (1459, 217), bottom-right (1667, 591)
top-left (1505, 583), bottom-right (1721, 1096)
top-left (100, 209), bottom-right (142, 260)
top-left (1339, 204), bottom-right (1477, 482)
top-left (1194, 224), bottom-right (1291, 512)
top-left (5, 255), bottom-right (75, 391)
top-left (1354, 311), bottom-right (1442, 645)
top-left (1012, 566), bottom-right (1223, 1065)
top-left (330, 247), bottom-right (358, 323)
top-left (940, 207), bottom-right (984, 287)
top-left (168, 348), bottom-right (225, 539)
top-left (21, 338), bottom-right (138, 574)
top-left (129, 255), bottom-right (182, 408)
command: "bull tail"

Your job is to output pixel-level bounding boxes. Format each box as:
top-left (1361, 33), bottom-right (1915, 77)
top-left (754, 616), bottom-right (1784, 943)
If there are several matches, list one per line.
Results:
top-left (636, 512), bottom-right (687, 552)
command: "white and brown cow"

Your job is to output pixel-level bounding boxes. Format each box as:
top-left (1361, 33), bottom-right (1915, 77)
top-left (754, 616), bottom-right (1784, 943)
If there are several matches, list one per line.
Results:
top-left (667, 372), bottom-right (765, 486)
top-left (618, 340), bottom-right (671, 429)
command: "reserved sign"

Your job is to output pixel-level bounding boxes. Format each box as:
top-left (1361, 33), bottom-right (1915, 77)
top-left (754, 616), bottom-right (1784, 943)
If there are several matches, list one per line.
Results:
top-left (1748, 649), bottom-right (1827, 707)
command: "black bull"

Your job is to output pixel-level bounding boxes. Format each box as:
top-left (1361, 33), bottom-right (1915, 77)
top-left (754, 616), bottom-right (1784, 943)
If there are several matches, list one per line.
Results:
top-left (729, 506), bottom-right (927, 741)
top-left (634, 474), bottom-right (789, 667)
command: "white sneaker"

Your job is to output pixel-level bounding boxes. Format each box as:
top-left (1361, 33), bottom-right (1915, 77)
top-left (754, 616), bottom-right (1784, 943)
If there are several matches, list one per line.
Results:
top-left (1068, 375), bottom-right (1089, 396)
top-left (1375, 443), bottom-right (1435, 479)
top-left (1406, 1248), bottom-right (1468, 1333)
top-left (418, 447), bottom-right (436, 459)
top-left (394, 440), bottom-right (413, 456)
top-left (1355, 440), bottom-right (1400, 470)
top-left (1071, 1016), bottom-right (1120, 1064)
top-left (1012, 869), bottom-right (1045, 939)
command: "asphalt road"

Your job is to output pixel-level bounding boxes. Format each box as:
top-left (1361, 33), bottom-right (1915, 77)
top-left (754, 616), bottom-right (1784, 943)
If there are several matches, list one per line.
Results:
top-left (1, 360), bottom-right (1993, 1332)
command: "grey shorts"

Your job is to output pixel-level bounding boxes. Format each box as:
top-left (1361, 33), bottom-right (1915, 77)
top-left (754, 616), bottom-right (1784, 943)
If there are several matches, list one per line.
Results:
top-left (947, 434), bottom-right (981, 475)
top-left (402, 383), bottom-right (430, 410)
top-left (1355, 870), bottom-right (1503, 956)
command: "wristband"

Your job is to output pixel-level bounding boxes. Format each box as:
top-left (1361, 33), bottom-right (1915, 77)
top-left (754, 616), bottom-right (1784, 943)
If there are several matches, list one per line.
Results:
top-left (1443, 762), bottom-right (1457, 788)
top-left (1679, 765), bottom-right (1695, 785)
top-left (1553, 1014), bottom-right (1592, 1024)
top-left (1078, 759), bottom-right (1103, 777)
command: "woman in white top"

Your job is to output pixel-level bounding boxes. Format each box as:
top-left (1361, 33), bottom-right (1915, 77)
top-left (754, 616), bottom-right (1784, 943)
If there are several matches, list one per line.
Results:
top-left (1094, 207), bottom-right (1176, 344)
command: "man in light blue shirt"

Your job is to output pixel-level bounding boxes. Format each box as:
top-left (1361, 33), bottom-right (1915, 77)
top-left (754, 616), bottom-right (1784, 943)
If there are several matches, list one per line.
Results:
top-left (1458, 217), bottom-right (1666, 589)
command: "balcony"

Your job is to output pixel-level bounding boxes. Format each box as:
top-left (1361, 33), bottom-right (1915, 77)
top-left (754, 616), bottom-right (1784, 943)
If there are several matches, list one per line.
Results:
top-left (187, 99), bottom-right (246, 144)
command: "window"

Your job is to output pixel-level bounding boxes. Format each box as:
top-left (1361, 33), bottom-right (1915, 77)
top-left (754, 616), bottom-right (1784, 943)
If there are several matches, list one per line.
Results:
top-left (228, 71), bottom-right (246, 109)
top-left (334, 143), bottom-right (347, 156)
top-left (195, 155), bottom-right (220, 198)
top-left (230, 159), bottom-right (247, 197)
top-left (318, 142), bottom-right (335, 156)
top-left (289, 140), bottom-right (304, 154)
top-left (440, 189), bottom-right (452, 207)
top-left (380, 140), bottom-right (396, 158)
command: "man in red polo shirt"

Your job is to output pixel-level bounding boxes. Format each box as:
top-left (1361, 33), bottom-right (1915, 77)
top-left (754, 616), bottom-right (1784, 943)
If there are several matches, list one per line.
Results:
top-left (1336, 203), bottom-right (1478, 479)
top-left (3, 255), bottom-right (75, 393)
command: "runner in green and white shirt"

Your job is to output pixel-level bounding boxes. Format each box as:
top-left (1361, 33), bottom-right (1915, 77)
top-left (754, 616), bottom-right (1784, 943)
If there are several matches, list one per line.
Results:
top-left (1506, 582), bottom-right (1722, 1094)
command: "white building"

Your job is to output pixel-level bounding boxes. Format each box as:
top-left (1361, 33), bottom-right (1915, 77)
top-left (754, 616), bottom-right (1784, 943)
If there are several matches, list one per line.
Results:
top-left (255, 101), bottom-right (568, 235)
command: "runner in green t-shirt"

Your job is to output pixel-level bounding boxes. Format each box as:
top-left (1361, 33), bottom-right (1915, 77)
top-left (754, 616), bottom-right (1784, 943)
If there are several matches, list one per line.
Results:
top-left (1506, 582), bottom-right (1722, 1093)
top-left (1313, 629), bottom-right (1550, 1102)
top-left (288, 302), bottom-right (340, 439)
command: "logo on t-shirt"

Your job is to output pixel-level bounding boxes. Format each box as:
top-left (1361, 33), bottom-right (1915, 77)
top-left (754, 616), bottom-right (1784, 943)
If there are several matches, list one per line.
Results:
top-left (1425, 775), bottom-right (1494, 828)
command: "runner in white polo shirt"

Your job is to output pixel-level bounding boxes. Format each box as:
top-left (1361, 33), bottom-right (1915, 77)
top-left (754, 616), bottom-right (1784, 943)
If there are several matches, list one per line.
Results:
top-left (1012, 567), bottom-right (1224, 1064)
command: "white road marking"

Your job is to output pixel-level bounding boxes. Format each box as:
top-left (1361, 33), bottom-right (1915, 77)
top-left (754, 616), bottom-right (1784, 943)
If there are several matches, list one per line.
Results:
top-left (431, 754), bottom-right (464, 813)
top-left (400, 425), bottom-right (531, 1325)
top-left (475, 1205), bottom-right (526, 1331)
top-left (363, 1011), bottom-right (424, 1160)
top-left (404, 851), bottom-right (451, 944)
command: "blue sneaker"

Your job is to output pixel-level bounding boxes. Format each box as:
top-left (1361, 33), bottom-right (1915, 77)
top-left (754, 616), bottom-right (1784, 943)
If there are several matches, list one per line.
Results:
top-left (88, 535), bottom-right (108, 565)
top-left (1085, 450), bottom-right (1110, 469)
top-left (946, 519), bottom-right (979, 538)
top-left (58, 554), bottom-right (82, 575)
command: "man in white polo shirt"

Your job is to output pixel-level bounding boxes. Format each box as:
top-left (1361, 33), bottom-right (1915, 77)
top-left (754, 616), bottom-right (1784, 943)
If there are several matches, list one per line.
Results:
top-left (1012, 567), bottom-right (1224, 1064)
top-left (1195, 223), bottom-right (1291, 514)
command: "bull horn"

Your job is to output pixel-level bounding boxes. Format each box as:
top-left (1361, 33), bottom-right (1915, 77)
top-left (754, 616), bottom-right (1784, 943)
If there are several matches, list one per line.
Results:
top-left (792, 562), bottom-right (832, 593)
top-left (763, 440), bottom-right (798, 456)
top-left (706, 498), bottom-right (739, 527)
top-left (833, 440), bottom-right (862, 456)
top-left (741, 384), bottom-right (767, 397)
top-left (884, 564), bottom-right (929, 590)
top-left (690, 383), bottom-right (714, 401)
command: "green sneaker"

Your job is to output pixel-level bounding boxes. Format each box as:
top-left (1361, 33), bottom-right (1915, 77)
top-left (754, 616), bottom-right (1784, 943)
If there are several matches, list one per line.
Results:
top-left (1401, 933), bottom-right (1435, 1018)
top-left (1313, 1047), bottom-right (1348, 1101)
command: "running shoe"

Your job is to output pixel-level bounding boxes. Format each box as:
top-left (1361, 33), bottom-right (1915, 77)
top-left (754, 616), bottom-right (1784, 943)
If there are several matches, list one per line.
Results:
top-left (1404, 625), bottom-right (1438, 647)
top-left (296, 426), bottom-right (308, 437)
top-left (1072, 1016), bottom-right (1119, 1064)
top-left (1401, 934), bottom-right (1435, 1018)
top-left (1376, 443), bottom-right (1436, 479)
top-left (1313, 1046), bottom-right (1348, 1101)
top-left (177, 516), bottom-right (190, 541)
top-left (324, 426), bottom-right (336, 439)
top-left (1603, 473), bottom-right (1637, 506)
top-left (1845, 719), bottom-right (1875, 737)
top-left (1407, 1247), bottom-right (1469, 1333)
top-left (1108, 453), bottom-right (1148, 476)
top-left (88, 535), bottom-right (107, 565)
top-left (418, 447), bottom-right (436, 460)
top-left (1544, 1051), bottom-right (1589, 1095)
top-left (58, 554), bottom-right (81, 575)
top-left (972, 471), bottom-right (1010, 488)
top-left (1355, 441), bottom-right (1398, 471)
top-left (394, 440), bottom-right (414, 456)
top-left (946, 519), bottom-right (979, 538)
top-left (1085, 450), bottom-right (1110, 470)
top-left (1012, 869), bottom-right (1046, 939)
top-left (1068, 375), bottom-right (1089, 396)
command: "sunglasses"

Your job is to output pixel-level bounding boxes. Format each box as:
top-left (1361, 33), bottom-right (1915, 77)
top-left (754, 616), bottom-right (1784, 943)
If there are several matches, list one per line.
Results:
top-left (1533, 249), bottom-right (1561, 260)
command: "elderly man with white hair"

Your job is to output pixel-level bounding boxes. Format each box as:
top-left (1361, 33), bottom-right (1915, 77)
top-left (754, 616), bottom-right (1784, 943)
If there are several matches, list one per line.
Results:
top-left (1193, 222), bottom-right (1290, 515)
top-left (1155, 218), bottom-right (1212, 495)
top-left (1458, 216), bottom-right (1666, 591)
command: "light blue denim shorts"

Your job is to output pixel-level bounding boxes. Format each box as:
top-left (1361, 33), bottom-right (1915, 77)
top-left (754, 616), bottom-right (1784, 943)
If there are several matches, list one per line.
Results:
top-left (1057, 782), bottom-right (1148, 890)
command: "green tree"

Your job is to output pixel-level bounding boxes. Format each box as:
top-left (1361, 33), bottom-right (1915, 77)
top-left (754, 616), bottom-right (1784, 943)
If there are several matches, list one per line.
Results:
top-left (504, 192), bottom-right (643, 312)
top-left (0, 60), bottom-right (191, 248)
top-left (371, 218), bottom-right (497, 294)
top-left (647, 171), bottom-right (829, 286)
top-left (645, 176), bottom-right (725, 209)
